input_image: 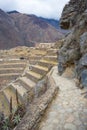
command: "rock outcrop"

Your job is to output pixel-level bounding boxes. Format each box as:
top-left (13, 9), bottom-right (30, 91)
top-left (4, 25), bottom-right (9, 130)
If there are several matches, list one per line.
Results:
top-left (60, 0), bottom-right (87, 29)
top-left (58, 0), bottom-right (87, 88)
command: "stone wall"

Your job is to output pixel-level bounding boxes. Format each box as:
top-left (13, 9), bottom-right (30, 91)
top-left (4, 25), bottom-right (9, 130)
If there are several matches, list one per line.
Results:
top-left (14, 69), bottom-right (58, 130)
top-left (35, 43), bottom-right (55, 49)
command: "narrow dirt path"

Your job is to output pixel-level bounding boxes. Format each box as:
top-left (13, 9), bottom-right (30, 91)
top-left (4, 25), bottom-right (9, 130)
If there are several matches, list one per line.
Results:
top-left (39, 66), bottom-right (87, 130)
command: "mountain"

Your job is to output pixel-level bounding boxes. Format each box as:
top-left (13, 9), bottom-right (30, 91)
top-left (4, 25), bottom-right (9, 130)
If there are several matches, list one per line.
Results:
top-left (39, 17), bottom-right (69, 34)
top-left (8, 11), bottom-right (60, 29)
top-left (0, 9), bottom-right (24, 49)
top-left (7, 10), bottom-right (19, 14)
top-left (9, 12), bottom-right (64, 45)
top-left (0, 9), bottom-right (64, 49)
top-left (39, 17), bottom-right (60, 29)
top-left (9, 11), bottom-right (69, 34)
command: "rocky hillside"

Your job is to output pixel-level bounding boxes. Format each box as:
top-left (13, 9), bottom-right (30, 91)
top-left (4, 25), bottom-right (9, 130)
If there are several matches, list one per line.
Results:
top-left (0, 9), bottom-right (64, 49)
top-left (58, 0), bottom-right (87, 88)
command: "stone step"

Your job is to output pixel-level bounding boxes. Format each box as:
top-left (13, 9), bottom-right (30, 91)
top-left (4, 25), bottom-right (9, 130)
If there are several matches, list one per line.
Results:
top-left (0, 92), bottom-right (10, 116)
top-left (0, 63), bottom-right (26, 68)
top-left (29, 60), bottom-right (38, 65)
top-left (18, 77), bottom-right (36, 102)
top-left (28, 56), bottom-right (42, 60)
top-left (43, 56), bottom-right (57, 62)
top-left (3, 87), bottom-right (22, 110)
top-left (26, 71), bottom-right (42, 82)
top-left (18, 77), bottom-right (35, 90)
top-left (31, 50), bottom-right (47, 55)
top-left (47, 49), bottom-right (58, 54)
top-left (31, 65), bottom-right (48, 75)
top-left (0, 59), bottom-right (26, 63)
top-left (35, 48), bottom-right (48, 51)
top-left (0, 73), bottom-right (20, 79)
top-left (0, 68), bottom-right (24, 74)
top-left (38, 60), bottom-right (57, 67)
top-left (47, 53), bottom-right (57, 56)
top-left (9, 83), bottom-right (27, 102)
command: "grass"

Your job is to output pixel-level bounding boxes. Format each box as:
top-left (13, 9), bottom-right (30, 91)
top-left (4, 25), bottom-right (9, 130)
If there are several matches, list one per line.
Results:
top-left (0, 89), bottom-right (26, 130)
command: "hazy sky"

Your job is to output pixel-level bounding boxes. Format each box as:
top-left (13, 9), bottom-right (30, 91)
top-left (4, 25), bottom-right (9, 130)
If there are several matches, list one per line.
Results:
top-left (0, 0), bottom-right (69, 19)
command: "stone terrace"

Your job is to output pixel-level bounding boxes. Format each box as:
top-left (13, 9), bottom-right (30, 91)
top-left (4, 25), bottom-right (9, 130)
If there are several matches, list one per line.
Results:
top-left (0, 59), bottom-right (27, 89)
top-left (0, 42), bottom-right (87, 130)
top-left (0, 43), bottom-right (58, 117)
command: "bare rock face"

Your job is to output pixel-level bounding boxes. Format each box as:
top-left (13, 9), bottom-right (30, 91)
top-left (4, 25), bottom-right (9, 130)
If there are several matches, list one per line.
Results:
top-left (80, 32), bottom-right (87, 54)
top-left (58, 0), bottom-right (87, 88)
top-left (60, 0), bottom-right (87, 29)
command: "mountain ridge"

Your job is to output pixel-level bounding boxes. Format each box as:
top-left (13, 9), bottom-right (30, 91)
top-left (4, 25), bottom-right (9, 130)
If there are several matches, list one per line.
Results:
top-left (0, 9), bottom-right (64, 49)
top-left (8, 11), bottom-right (68, 33)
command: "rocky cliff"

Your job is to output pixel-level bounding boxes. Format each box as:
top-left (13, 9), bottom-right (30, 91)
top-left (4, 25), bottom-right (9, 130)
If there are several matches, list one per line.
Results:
top-left (58, 0), bottom-right (87, 88)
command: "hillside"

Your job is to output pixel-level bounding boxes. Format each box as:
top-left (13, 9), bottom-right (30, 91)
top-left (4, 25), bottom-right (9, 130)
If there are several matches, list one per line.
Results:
top-left (0, 9), bottom-right (24, 49)
top-left (39, 17), bottom-right (69, 34)
top-left (39, 17), bottom-right (60, 29)
top-left (9, 12), bottom-right (64, 45)
top-left (0, 9), bottom-right (64, 49)
top-left (8, 11), bottom-right (60, 29)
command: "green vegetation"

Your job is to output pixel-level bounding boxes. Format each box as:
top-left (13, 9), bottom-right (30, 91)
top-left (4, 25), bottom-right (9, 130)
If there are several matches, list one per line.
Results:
top-left (0, 89), bottom-right (26, 130)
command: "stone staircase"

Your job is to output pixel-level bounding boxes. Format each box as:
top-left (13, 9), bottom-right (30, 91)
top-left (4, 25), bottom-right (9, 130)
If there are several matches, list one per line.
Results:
top-left (0, 47), bottom-right (58, 116)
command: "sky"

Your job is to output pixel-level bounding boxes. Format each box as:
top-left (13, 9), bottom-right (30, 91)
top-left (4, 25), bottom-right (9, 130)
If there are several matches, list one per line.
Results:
top-left (0, 0), bottom-right (69, 20)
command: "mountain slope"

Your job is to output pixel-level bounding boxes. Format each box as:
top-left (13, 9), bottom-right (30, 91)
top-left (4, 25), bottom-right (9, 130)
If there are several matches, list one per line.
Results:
top-left (0, 9), bottom-right (64, 49)
top-left (9, 13), bottom-right (64, 45)
top-left (0, 9), bottom-right (24, 49)
top-left (39, 17), bottom-right (69, 34)
top-left (39, 17), bottom-right (60, 29)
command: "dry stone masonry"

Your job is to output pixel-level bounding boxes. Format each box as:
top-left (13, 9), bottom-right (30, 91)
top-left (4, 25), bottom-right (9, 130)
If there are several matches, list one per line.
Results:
top-left (0, 43), bottom-right (58, 121)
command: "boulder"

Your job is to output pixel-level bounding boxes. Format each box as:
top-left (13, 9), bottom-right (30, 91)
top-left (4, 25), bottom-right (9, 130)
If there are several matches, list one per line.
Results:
top-left (58, 63), bottom-right (66, 75)
top-left (81, 69), bottom-right (87, 88)
top-left (80, 53), bottom-right (87, 67)
top-left (58, 32), bottom-right (80, 74)
top-left (35, 77), bottom-right (48, 97)
top-left (80, 32), bottom-right (87, 54)
top-left (76, 53), bottom-right (87, 78)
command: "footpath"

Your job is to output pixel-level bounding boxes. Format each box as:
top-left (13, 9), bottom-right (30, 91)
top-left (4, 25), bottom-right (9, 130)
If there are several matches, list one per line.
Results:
top-left (39, 66), bottom-right (87, 130)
